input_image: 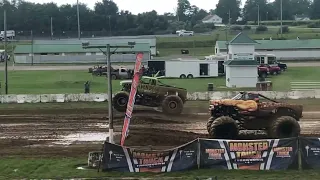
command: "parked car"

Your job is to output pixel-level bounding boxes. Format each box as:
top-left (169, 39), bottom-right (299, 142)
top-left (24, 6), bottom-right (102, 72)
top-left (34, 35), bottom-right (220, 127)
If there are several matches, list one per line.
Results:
top-left (179, 31), bottom-right (194, 36)
top-left (277, 62), bottom-right (287, 71)
top-left (267, 64), bottom-right (281, 75)
top-left (176, 29), bottom-right (186, 34)
top-left (258, 65), bottom-right (269, 78)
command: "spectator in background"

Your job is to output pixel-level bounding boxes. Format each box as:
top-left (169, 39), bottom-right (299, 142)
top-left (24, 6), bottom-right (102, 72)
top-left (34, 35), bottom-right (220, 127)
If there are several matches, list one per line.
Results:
top-left (84, 81), bottom-right (90, 93)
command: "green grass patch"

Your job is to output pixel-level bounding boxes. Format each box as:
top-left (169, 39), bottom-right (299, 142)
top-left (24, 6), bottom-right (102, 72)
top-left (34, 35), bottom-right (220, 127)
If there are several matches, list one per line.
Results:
top-left (158, 47), bottom-right (214, 57)
top-left (0, 67), bottom-right (318, 94)
top-left (157, 30), bottom-right (320, 50)
top-left (0, 158), bottom-right (319, 179)
top-left (247, 19), bottom-right (320, 26)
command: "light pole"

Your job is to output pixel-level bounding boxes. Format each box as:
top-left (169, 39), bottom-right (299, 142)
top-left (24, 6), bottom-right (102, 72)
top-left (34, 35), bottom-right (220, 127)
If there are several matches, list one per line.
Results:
top-left (4, 10), bottom-right (8, 94)
top-left (108, 15), bottom-right (112, 36)
top-left (82, 42), bottom-right (136, 143)
top-left (257, 5), bottom-right (260, 26)
top-left (77, 0), bottom-right (81, 39)
top-left (50, 17), bottom-right (53, 40)
top-left (280, 0), bottom-right (283, 35)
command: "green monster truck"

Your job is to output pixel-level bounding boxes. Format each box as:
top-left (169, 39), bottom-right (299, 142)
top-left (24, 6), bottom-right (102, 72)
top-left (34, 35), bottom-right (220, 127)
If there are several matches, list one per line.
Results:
top-left (112, 76), bottom-right (187, 115)
top-left (207, 92), bottom-right (303, 139)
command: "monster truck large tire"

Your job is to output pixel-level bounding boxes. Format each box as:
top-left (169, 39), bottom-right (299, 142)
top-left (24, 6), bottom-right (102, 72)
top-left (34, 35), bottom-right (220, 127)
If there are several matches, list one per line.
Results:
top-left (208, 116), bottom-right (239, 139)
top-left (207, 117), bottom-right (215, 134)
top-left (268, 116), bottom-right (301, 138)
top-left (113, 92), bottom-right (130, 112)
top-left (161, 95), bottom-right (184, 115)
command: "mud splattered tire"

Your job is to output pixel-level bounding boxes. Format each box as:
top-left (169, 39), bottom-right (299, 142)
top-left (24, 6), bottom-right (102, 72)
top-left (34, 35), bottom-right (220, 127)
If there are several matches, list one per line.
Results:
top-left (112, 92), bottom-right (129, 112)
top-left (207, 117), bottom-right (215, 134)
top-left (268, 116), bottom-right (301, 138)
top-left (208, 116), bottom-right (239, 139)
top-left (162, 95), bottom-right (183, 115)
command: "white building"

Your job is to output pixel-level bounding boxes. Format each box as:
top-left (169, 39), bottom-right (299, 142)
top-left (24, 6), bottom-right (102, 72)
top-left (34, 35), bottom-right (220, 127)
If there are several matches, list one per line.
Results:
top-left (224, 32), bottom-right (259, 88)
top-left (13, 43), bottom-right (151, 64)
top-left (202, 14), bottom-right (223, 24)
top-left (215, 39), bottom-right (320, 61)
top-left (294, 15), bottom-right (310, 21)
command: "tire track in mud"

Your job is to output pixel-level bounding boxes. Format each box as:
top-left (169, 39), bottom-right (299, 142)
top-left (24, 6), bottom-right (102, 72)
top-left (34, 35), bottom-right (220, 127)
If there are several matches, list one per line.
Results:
top-left (0, 109), bottom-right (320, 157)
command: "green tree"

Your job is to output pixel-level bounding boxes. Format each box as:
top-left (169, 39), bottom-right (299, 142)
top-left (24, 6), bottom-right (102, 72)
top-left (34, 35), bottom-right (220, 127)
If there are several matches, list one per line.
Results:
top-left (271, 0), bottom-right (294, 20)
top-left (177, 0), bottom-right (191, 22)
top-left (290, 0), bottom-right (312, 16)
top-left (0, 0), bottom-right (214, 36)
top-left (311, 0), bottom-right (320, 19)
top-left (243, 0), bottom-right (268, 22)
top-left (215, 0), bottom-right (241, 24)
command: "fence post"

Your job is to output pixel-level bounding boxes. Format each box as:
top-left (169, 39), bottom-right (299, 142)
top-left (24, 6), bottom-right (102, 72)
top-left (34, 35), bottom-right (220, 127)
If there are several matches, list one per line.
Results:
top-left (193, 40), bottom-right (195, 56)
top-left (297, 137), bottom-right (302, 170)
top-left (197, 138), bottom-right (200, 169)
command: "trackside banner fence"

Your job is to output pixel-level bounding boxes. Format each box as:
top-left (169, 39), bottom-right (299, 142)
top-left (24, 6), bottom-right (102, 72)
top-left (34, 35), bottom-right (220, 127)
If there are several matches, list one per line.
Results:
top-left (101, 137), bottom-right (320, 172)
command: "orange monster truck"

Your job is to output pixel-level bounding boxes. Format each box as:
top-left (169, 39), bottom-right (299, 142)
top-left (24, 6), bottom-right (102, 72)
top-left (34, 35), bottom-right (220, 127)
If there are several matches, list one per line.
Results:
top-left (207, 92), bottom-right (303, 139)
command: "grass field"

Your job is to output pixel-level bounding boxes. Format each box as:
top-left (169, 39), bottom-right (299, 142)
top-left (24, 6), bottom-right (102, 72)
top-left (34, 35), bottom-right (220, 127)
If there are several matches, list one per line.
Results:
top-left (0, 158), bottom-right (319, 179)
top-left (156, 27), bottom-right (320, 56)
top-left (0, 67), bottom-right (318, 94)
top-left (157, 47), bottom-right (215, 57)
top-left (157, 26), bottom-right (320, 43)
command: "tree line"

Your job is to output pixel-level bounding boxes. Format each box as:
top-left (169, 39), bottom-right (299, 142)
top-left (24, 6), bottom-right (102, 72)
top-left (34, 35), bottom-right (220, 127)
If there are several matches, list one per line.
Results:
top-left (0, 0), bottom-right (319, 37)
top-left (0, 0), bottom-right (214, 37)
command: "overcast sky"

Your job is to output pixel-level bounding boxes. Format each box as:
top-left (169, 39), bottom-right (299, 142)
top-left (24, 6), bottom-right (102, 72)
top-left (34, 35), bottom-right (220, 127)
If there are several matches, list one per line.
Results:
top-left (25, 0), bottom-right (243, 14)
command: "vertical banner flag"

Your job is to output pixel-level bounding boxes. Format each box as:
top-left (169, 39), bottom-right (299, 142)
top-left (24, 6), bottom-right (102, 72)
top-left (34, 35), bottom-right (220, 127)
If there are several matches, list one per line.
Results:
top-left (120, 53), bottom-right (144, 146)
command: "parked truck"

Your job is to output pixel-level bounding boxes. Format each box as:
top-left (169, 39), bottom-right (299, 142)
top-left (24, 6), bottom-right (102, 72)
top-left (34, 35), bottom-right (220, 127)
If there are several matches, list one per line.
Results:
top-left (147, 59), bottom-right (220, 78)
top-left (0, 30), bottom-right (15, 40)
top-left (104, 67), bottom-right (134, 80)
top-left (255, 53), bottom-right (287, 71)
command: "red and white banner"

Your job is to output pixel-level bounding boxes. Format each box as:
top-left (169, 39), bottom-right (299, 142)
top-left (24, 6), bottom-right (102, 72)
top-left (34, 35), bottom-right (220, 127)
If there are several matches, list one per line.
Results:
top-left (120, 53), bottom-right (144, 146)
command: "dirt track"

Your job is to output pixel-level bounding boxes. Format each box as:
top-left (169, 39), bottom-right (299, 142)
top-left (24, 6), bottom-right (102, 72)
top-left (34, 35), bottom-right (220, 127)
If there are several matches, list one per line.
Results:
top-left (0, 106), bottom-right (320, 158)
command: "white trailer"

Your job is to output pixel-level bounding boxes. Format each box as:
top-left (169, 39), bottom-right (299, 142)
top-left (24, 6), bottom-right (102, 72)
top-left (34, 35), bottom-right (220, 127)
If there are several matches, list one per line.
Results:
top-left (148, 60), bottom-right (219, 78)
top-left (0, 30), bottom-right (15, 40)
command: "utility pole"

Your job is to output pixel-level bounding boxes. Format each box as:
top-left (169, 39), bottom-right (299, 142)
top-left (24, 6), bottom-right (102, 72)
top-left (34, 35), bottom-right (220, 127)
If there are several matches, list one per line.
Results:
top-left (226, 10), bottom-right (231, 54)
top-left (82, 42), bottom-right (136, 144)
top-left (228, 9), bottom-right (231, 26)
top-left (106, 44), bottom-right (113, 143)
top-left (77, 0), bottom-right (81, 39)
top-left (280, 0), bottom-right (283, 35)
top-left (50, 17), bottom-right (53, 40)
top-left (257, 5), bottom-right (260, 26)
top-left (31, 30), bottom-right (34, 66)
top-left (108, 16), bottom-right (112, 36)
top-left (4, 10), bottom-right (8, 94)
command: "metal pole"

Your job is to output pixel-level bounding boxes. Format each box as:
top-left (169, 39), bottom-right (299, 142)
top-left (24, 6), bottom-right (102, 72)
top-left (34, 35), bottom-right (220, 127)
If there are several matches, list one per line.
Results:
top-left (226, 10), bottom-right (230, 54)
top-left (257, 5), bottom-right (260, 26)
top-left (106, 44), bottom-right (114, 143)
top-left (50, 17), bottom-right (53, 40)
top-left (77, 0), bottom-right (81, 39)
top-left (4, 10), bottom-right (8, 94)
top-left (31, 30), bottom-right (34, 65)
top-left (280, 0), bottom-right (283, 35)
top-left (228, 9), bottom-right (231, 26)
top-left (108, 16), bottom-right (111, 36)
